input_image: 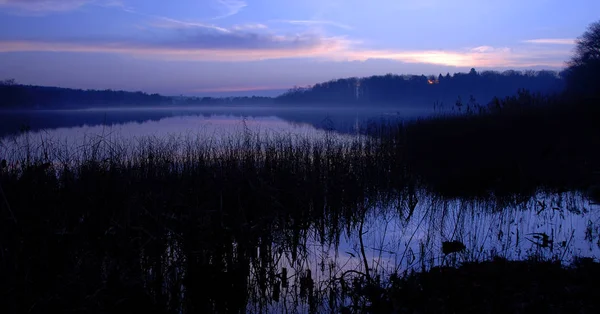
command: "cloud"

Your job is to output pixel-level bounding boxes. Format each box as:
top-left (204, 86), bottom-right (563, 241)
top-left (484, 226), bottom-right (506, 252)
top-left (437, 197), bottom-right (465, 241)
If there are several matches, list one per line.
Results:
top-left (212, 0), bottom-right (247, 19)
top-left (148, 16), bottom-right (232, 33)
top-left (273, 20), bottom-right (353, 30)
top-left (0, 13), bottom-right (571, 69)
top-left (114, 6), bottom-right (233, 33)
top-left (339, 45), bottom-right (569, 68)
top-left (0, 11), bottom-right (354, 61)
top-left (0, 37), bottom-right (570, 68)
top-left (0, 31), bottom-right (350, 61)
top-left (470, 46), bottom-right (506, 53)
top-left (231, 23), bottom-right (268, 31)
top-left (522, 38), bottom-right (576, 45)
top-left (0, 0), bottom-right (121, 12)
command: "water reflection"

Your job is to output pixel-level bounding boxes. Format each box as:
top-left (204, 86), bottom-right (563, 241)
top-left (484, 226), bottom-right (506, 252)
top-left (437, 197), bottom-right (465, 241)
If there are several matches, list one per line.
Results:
top-left (0, 105), bottom-right (429, 137)
top-left (318, 192), bottom-right (599, 272)
top-left (0, 114), bottom-right (360, 163)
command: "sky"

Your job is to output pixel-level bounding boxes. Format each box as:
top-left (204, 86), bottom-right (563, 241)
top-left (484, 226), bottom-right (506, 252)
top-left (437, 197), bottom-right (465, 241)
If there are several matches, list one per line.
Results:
top-left (0, 0), bottom-right (598, 96)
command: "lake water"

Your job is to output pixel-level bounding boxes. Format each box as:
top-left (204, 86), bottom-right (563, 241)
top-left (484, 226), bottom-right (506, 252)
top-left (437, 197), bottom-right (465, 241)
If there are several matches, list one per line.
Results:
top-left (0, 105), bottom-right (432, 138)
top-left (0, 105), bottom-right (429, 165)
top-left (1, 105), bottom-right (599, 313)
top-left (268, 191), bottom-right (600, 312)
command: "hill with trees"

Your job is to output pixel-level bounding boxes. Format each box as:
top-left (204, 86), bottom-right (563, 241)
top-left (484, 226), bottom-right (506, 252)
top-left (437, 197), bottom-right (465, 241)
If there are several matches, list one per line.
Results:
top-left (0, 81), bottom-right (274, 109)
top-left (275, 69), bottom-right (566, 107)
top-left (0, 81), bottom-right (170, 109)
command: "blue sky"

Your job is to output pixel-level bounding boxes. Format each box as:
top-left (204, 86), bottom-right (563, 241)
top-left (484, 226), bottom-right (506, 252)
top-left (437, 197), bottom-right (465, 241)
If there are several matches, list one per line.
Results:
top-left (0, 0), bottom-right (597, 96)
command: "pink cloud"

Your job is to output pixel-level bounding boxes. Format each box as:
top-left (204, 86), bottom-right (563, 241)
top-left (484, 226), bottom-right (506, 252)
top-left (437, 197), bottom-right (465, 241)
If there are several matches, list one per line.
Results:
top-left (0, 38), bottom-right (349, 61)
top-left (0, 35), bottom-right (570, 68)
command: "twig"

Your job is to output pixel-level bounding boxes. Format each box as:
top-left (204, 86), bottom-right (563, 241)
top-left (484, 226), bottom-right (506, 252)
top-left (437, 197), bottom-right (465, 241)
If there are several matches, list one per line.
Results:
top-left (339, 269), bottom-right (369, 280)
top-left (560, 230), bottom-right (576, 262)
top-left (358, 216), bottom-right (371, 282)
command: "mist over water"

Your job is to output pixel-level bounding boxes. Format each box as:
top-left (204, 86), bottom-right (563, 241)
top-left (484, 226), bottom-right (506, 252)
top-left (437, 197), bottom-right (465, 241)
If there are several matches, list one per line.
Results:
top-left (0, 104), bottom-right (432, 138)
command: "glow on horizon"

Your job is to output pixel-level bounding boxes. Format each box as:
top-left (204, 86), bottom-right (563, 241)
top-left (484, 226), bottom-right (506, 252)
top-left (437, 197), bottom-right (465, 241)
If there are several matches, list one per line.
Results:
top-left (0, 0), bottom-right (597, 95)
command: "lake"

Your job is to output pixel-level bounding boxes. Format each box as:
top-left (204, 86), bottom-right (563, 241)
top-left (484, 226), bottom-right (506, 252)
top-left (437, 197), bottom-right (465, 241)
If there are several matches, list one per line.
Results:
top-left (0, 105), bottom-right (434, 138)
top-left (1, 105), bottom-right (599, 313)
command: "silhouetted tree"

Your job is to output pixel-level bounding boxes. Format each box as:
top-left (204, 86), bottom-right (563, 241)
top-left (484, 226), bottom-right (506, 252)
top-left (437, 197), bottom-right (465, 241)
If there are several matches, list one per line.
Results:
top-left (0, 78), bottom-right (17, 86)
top-left (565, 20), bottom-right (600, 98)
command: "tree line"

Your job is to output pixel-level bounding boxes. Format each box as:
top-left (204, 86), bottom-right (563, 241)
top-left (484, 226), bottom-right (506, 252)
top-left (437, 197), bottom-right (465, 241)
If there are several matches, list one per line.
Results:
top-left (0, 81), bottom-right (169, 109)
top-left (1, 64), bottom-right (593, 109)
top-left (0, 81), bottom-right (274, 109)
top-left (274, 69), bottom-right (566, 106)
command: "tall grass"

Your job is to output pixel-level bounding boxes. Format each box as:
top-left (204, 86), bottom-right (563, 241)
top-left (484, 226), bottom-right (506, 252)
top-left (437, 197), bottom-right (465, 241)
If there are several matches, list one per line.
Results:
top-left (0, 129), bottom-right (407, 313)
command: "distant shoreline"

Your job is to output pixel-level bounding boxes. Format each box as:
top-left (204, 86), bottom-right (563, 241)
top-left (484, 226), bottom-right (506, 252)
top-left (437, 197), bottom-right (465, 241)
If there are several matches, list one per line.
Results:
top-left (1, 69), bottom-right (565, 110)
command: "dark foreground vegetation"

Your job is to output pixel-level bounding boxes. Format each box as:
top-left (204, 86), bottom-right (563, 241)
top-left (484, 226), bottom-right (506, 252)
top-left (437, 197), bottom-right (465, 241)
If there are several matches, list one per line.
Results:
top-left (1, 20), bottom-right (600, 314)
top-left (0, 133), bottom-right (407, 313)
top-left (397, 90), bottom-right (600, 197)
top-left (381, 257), bottom-right (600, 313)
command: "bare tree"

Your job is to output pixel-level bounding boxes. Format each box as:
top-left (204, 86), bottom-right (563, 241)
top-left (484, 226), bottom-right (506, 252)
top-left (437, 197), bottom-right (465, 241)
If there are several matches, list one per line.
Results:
top-left (569, 21), bottom-right (600, 67)
top-left (565, 21), bottom-right (600, 97)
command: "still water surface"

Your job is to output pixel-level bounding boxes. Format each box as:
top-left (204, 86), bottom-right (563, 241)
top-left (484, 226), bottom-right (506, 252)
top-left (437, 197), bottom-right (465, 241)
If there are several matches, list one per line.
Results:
top-left (0, 105), bottom-right (430, 137)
